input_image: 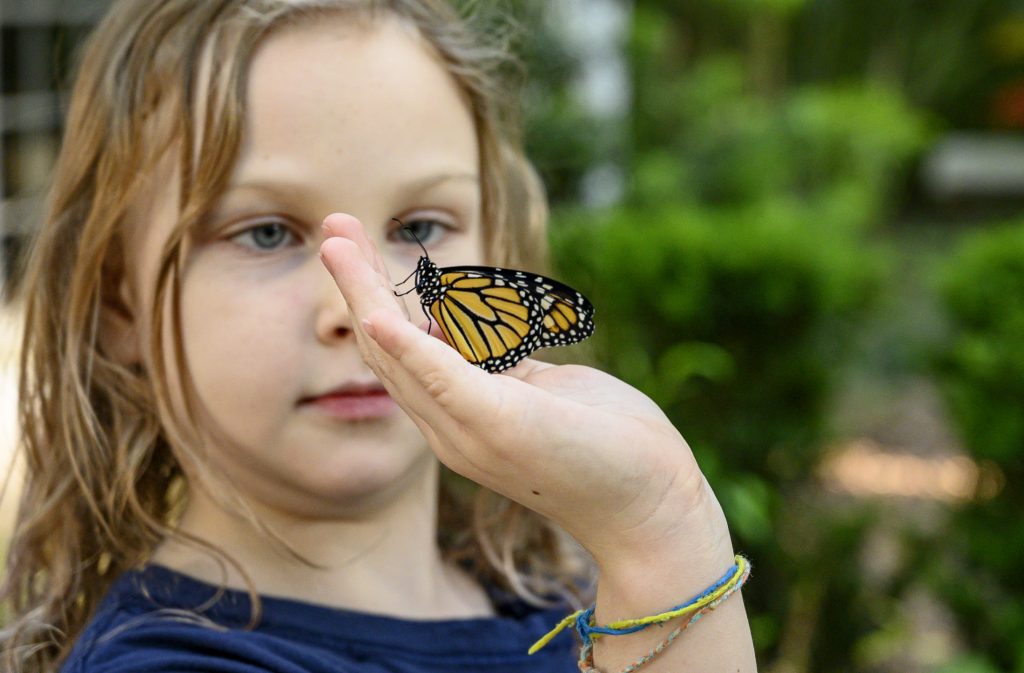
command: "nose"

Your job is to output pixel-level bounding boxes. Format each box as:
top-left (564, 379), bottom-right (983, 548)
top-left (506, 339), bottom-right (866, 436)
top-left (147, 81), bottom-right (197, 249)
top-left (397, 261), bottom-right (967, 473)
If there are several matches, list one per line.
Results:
top-left (315, 262), bottom-right (353, 343)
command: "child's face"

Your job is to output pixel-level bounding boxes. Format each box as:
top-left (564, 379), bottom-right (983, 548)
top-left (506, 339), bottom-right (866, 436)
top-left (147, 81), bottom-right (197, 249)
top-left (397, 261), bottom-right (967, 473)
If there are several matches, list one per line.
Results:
top-left (122, 17), bottom-right (483, 516)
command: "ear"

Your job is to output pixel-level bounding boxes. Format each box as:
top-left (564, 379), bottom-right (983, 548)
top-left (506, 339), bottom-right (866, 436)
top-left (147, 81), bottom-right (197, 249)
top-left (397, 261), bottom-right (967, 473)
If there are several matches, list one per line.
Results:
top-left (99, 275), bottom-right (142, 366)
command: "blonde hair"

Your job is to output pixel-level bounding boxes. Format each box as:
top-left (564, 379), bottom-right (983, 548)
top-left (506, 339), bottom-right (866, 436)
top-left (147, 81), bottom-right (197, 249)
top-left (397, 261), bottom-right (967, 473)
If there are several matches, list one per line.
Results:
top-left (0, 1), bottom-right (591, 671)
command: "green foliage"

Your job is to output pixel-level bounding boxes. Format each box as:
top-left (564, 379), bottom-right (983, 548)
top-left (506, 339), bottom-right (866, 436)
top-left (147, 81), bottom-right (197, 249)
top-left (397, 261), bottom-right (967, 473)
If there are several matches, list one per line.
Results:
top-left (633, 0), bottom-right (1018, 129)
top-left (931, 221), bottom-right (1024, 671)
top-left (630, 55), bottom-right (933, 219)
top-left (787, 0), bottom-right (1018, 129)
top-left (933, 655), bottom-right (1004, 673)
top-left (721, 0), bottom-right (809, 16)
top-left (543, 9), bottom-right (933, 662)
top-left (936, 221), bottom-right (1024, 467)
top-left (515, 0), bottom-right (1015, 667)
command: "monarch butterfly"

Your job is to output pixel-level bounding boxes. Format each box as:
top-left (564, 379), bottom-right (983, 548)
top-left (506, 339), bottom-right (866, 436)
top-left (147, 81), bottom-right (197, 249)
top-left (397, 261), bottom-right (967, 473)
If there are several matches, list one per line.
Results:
top-left (393, 221), bottom-right (595, 373)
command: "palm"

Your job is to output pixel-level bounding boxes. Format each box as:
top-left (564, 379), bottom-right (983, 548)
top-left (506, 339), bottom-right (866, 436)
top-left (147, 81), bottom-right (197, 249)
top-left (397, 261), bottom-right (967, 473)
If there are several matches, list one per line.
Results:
top-left (513, 361), bottom-right (668, 421)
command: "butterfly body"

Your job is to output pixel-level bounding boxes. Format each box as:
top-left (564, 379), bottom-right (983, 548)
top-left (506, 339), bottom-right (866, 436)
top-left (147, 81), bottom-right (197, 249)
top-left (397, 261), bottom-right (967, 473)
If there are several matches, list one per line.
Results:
top-left (403, 254), bottom-right (595, 373)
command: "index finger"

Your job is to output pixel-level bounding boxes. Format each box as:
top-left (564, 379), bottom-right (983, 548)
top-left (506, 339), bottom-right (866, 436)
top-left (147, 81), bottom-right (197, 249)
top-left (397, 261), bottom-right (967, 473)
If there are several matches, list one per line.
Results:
top-left (321, 212), bottom-right (389, 278)
top-left (319, 236), bottom-right (404, 321)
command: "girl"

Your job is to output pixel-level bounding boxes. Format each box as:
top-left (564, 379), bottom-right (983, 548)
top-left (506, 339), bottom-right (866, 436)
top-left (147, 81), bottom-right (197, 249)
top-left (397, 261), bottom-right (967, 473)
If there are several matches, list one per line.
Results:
top-left (0, 1), bottom-right (757, 672)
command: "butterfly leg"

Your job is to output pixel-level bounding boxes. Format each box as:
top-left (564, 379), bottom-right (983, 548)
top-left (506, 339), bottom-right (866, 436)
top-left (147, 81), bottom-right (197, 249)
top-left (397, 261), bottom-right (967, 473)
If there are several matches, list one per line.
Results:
top-left (395, 267), bottom-right (417, 286)
top-left (420, 303), bottom-right (434, 336)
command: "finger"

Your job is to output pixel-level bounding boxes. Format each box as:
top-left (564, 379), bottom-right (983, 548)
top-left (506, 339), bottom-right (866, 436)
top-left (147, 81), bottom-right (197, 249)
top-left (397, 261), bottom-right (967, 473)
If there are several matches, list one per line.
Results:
top-left (319, 237), bottom-right (416, 382)
top-left (317, 244), bottom-right (473, 426)
top-left (319, 238), bottom-right (472, 431)
top-left (356, 324), bottom-right (494, 479)
top-left (362, 308), bottom-right (508, 428)
top-left (320, 237), bottom-right (403, 320)
top-left (323, 214), bottom-right (413, 320)
top-left (321, 213), bottom-right (387, 277)
top-left (420, 317), bottom-right (452, 345)
top-left (319, 231), bottom-right (497, 478)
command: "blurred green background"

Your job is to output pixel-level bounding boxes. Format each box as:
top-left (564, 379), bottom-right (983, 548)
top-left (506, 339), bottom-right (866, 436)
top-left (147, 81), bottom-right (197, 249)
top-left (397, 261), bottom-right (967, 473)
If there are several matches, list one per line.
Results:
top-left (3, 1), bottom-right (1024, 671)
top-left (514, 1), bottom-right (1024, 671)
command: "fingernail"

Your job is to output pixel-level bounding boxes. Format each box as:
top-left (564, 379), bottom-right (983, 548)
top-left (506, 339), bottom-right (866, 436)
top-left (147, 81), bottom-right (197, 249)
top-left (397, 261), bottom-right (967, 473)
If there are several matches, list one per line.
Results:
top-left (361, 318), bottom-right (378, 341)
top-left (321, 222), bottom-right (330, 236)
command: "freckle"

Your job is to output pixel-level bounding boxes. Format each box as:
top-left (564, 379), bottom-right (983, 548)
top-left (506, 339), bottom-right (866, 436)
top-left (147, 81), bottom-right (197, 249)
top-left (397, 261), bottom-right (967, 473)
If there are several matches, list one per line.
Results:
top-left (531, 490), bottom-right (540, 496)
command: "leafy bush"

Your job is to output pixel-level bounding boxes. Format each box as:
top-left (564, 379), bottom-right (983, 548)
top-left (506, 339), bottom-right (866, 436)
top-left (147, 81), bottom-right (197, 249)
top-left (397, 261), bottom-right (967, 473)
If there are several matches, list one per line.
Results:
top-left (629, 55), bottom-right (933, 223)
top-left (528, 1), bottom-right (942, 666)
top-left (936, 223), bottom-right (1024, 467)
top-left (931, 221), bottom-right (1024, 672)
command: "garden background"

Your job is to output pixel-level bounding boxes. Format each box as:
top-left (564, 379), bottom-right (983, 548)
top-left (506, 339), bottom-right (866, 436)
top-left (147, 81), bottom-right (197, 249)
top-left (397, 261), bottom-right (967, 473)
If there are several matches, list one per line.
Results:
top-left (2, 1), bottom-right (1024, 671)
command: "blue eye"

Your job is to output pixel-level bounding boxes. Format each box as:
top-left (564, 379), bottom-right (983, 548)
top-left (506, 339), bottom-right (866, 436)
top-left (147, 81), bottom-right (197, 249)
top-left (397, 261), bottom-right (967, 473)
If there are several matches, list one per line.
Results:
top-left (231, 220), bottom-right (298, 251)
top-left (392, 218), bottom-right (449, 247)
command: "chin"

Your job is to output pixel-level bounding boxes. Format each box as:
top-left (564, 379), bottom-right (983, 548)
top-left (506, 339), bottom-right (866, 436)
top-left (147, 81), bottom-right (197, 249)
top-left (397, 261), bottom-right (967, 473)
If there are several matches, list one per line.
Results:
top-left (276, 445), bottom-right (439, 516)
top-left (202, 415), bottom-right (435, 517)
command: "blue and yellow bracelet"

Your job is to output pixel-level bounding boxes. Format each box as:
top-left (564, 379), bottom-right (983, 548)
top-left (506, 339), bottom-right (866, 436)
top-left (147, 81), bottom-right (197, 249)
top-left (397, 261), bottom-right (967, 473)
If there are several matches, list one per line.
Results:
top-left (530, 554), bottom-right (751, 672)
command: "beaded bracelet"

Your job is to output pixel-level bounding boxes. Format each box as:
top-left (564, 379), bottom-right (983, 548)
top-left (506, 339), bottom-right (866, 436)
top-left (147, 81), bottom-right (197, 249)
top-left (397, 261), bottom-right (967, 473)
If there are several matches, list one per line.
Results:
top-left (529, 554), bottom-right (751, 673)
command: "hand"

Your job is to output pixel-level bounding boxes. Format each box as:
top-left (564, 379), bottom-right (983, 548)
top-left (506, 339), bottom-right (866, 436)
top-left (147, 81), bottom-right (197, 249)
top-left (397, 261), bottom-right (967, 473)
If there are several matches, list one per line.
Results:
top-left (319, 213), bottom-right (730, 571)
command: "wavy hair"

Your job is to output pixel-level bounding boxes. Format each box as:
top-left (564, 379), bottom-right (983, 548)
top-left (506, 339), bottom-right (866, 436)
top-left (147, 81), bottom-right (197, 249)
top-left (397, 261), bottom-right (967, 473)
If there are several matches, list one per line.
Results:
top-left (0, 2), bottom-right (591, 671)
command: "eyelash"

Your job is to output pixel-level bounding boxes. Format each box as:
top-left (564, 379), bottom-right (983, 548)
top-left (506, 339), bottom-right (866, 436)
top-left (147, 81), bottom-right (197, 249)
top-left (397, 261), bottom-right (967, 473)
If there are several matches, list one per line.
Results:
top-left (388, 217), bottom-right (453, 248)
top-left (229, 219), bottom-right (301, 252)
top-left (226, 215), bottom-right (455, 254)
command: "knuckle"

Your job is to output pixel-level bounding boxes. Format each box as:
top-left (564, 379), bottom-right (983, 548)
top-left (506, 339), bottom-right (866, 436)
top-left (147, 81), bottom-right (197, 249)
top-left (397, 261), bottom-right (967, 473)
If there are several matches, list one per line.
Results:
top-left (420, 369), bottom-right (454, 406)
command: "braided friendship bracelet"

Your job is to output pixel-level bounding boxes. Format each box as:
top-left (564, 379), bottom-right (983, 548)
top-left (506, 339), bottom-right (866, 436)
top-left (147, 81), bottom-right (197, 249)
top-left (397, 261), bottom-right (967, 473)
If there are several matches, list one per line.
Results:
top-left (577, 558), bottom-right (751, 673)
top-left (529, 554), bottom-right (751, 661)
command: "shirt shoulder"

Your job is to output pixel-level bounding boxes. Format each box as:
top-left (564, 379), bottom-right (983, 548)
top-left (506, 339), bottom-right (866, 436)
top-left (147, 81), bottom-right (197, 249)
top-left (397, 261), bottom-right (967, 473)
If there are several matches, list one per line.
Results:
top-left (62, 619), bottom-right (295, 673)
top-left (60, 565), bottom-right (578, 673)
top-left (59, 574), bottom-right (352, 673)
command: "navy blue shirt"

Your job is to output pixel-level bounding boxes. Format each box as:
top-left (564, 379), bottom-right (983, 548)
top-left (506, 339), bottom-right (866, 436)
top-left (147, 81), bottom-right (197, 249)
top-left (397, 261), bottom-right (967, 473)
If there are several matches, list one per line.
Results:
top-left (60, 565), bottom-right (578, 672)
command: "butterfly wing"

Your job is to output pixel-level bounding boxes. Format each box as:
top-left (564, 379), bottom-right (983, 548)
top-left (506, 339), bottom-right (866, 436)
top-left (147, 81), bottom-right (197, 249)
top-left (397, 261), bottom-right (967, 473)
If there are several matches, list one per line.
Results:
top-left (423, 265), bottom-right (594, 373)
top-left (532, 275), bottom-right (596, 347)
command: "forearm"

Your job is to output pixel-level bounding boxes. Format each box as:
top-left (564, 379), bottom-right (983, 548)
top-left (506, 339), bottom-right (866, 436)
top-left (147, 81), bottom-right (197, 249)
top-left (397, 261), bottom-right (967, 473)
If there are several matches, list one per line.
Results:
top-left (589, 481), bottom-right (757, 672)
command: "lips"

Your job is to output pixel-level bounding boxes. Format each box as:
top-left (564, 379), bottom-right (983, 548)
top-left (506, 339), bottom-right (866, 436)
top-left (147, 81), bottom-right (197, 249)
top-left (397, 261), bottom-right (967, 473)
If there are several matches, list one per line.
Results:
top-left (298, 382), bottom-right (397, 421)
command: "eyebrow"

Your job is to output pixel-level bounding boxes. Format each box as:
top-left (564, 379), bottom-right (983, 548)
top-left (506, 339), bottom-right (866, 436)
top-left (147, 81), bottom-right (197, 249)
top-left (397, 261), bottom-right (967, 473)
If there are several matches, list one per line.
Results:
top-left (224, 171), bottom-right (480, 196)
top-left (402, 171), bottom-right (480, 193)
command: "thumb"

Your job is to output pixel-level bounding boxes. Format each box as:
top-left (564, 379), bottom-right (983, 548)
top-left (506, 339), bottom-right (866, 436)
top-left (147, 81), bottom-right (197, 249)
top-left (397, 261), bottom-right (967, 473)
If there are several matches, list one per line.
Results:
top-left (362, 308), bottom-right (507, 421)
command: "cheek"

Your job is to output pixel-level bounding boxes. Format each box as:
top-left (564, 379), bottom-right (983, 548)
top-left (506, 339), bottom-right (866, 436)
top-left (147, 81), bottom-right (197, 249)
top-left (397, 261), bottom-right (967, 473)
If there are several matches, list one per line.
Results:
top-left (178, 270), bottom-right (309, 433)
top-left (450, 228), bottom-right (486, 267)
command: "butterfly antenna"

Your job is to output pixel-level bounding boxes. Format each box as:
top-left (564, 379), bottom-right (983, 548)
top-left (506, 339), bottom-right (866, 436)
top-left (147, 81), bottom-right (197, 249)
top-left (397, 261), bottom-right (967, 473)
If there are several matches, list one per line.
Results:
top-left (391, 219), bottom-right (424, 294)
top-left (391, 218), bottom-right (429, 258)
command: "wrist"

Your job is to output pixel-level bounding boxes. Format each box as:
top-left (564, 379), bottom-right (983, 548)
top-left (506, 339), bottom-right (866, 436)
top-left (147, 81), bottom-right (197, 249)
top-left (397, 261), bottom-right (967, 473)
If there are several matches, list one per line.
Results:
top-left (591, 475), bottom-right (737, 623)
top-left (530, 475), bottom-right (754, 672)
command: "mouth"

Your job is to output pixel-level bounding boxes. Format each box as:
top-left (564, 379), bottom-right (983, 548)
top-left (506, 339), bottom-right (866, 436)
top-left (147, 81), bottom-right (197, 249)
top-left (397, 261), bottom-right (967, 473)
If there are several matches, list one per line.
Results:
top-left (298, 382), bottom-right (397, 421)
